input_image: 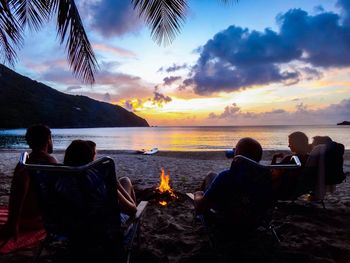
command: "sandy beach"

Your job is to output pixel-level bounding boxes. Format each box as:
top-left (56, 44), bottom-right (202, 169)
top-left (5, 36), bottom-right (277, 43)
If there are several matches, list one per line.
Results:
top-left (0, 149), bottom-right (350, 262)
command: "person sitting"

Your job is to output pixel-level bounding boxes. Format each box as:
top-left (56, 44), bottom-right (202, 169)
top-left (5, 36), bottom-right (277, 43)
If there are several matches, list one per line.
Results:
top-left (271, 131), bottom-right (309, 166)
top-left (270, 131), bottom-right (309, 200)
top-left (63, 140), bottom-right (137, 220)
top-left (0, 124), bottom-right (57, 251)
top-left (309, 135), bottom-right (345, 186)
top-left (194, 138), bottom-right (273, 234)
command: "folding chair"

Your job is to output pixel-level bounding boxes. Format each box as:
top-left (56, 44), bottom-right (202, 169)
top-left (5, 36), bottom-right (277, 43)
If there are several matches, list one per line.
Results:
top-left (295, 142), bottom-right (346, 208)
top-left (18, 152), bottom-right (148, 263)
top-left (187, 154), bottom-right (301, 249)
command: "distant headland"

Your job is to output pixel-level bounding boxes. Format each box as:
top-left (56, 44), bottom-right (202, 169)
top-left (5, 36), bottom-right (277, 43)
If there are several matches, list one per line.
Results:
top-left (0, 64), bottom-right (149, 128)
top-left (337, 121), bottom-right (350, 125)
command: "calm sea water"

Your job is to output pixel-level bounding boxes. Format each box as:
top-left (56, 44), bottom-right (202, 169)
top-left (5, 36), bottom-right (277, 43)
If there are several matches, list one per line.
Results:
top-left (0, 125), bottom-right (349, 151)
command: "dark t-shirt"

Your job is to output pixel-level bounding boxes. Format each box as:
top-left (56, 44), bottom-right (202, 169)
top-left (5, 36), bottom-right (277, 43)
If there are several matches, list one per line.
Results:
top-left (204, 159), bottom-right (273, 230)
top-left (204, 169), bottom-right (231, 212)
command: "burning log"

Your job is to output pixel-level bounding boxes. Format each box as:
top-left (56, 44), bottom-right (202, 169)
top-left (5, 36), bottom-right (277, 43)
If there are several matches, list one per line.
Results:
top-left (134, 168), bottom-right (181, 206)
top-left (156, 168), bottom-right (178, 206)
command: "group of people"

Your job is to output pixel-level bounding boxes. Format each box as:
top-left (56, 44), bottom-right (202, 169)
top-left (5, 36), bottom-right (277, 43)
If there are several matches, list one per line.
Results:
top-left (0, 125), bottom-right (345, 252)
top-left (0, 124), bottom-right (137, 250)
top-left (194, 131), bottom-right (344, 230)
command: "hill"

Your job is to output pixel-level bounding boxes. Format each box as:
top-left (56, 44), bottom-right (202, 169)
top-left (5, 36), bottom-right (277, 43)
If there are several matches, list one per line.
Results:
top-left (0, 64), bottom-right (149, 128)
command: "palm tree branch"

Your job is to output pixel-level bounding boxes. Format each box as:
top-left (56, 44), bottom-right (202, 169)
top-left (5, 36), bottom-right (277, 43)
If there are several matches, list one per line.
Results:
top-left (0, 0), bottom-right (22, 64)
top-left (11, 0), bottom-right (51, 30)
top-left (53, 0), bottom-right (97, 84)
top-left (132, 0), bottom-right (187, 45)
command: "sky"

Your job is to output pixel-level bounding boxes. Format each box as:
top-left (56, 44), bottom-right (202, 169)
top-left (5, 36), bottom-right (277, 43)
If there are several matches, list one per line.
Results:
top-left (8, 0), bottom-right (350, 126)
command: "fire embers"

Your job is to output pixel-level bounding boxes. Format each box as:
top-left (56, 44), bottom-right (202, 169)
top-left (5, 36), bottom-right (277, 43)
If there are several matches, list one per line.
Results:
top-left (156, 168), bottom-right (177, 206)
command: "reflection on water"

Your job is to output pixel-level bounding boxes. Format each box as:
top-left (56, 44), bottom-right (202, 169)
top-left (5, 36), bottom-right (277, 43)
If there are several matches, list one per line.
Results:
top-left (0, 126), bottom-right (349, 151)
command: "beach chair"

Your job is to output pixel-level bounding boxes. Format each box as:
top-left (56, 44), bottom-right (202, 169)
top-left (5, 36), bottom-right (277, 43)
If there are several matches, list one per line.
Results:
top-left (294, 141), bottom-right (346, 208)
top-left (187, 155), bottom-right (302, 249)
top-left (18, 152), bottom-right (148, 263)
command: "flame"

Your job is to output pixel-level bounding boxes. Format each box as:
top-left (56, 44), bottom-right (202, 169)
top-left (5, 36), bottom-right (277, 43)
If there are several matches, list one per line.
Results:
top-left (157, 168), bottom-right (177, 205)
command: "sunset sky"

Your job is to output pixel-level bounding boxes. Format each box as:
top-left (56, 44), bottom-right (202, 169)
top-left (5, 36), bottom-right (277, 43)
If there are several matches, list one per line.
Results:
top-left (12, 0), bottom-right (350, 126)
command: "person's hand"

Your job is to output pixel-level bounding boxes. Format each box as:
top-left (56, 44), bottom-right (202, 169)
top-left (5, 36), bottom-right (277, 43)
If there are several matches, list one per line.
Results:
top-left (194, 191), bottom-right (204, 199)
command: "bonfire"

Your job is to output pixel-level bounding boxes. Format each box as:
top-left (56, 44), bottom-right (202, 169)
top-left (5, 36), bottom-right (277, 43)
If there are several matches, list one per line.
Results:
top-left (156, 168), bottom-right (177, 206)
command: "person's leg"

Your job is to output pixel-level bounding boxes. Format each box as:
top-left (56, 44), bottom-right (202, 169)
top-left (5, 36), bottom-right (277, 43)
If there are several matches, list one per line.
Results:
top-left (118, 177), bottom-right (136, 203)
top-left (200, 172), bottom-right (218, 191)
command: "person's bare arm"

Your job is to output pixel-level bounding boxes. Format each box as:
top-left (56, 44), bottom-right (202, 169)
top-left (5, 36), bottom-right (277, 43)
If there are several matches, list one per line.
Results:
top-left (117, 182), bottom-right (135, 204)
top-left (117, 190), bottom-right (137, 216)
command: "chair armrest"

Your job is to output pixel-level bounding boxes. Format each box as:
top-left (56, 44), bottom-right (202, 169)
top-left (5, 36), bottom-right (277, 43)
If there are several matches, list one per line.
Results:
top-left (135, 201), bottom-right (148, 220)
top-left (124, 201), bottom-right (148, 226)
top-left (186, 193), bottom-right (194, 201)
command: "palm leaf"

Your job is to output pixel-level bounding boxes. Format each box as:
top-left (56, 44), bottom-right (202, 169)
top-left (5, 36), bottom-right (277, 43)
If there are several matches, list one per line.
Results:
top-left (0, 0), bottom-right (22, 65)
top-left (132, 0), bottom-right (187, 46)
top-left (11, 0), bottom-right (51, 30)
top-left (51, 0), bottom-right (98, 84)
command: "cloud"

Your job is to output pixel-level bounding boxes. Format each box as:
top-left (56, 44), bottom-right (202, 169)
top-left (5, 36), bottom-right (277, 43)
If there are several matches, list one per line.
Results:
top-left (66, 86), bottom-right (83, 92)
top-left (208, 99), bottom-right (350, 125)
top-left (209, 103), bottom-right (241, 119)
top-left (40, 64), bottom-right (141, 88)
top-left (84, 0), bottom-right (143, 37)
top-left (163, 76), bottom-right (181, 86)
top-left (122, 99), bottom-right (144, 112)
top-left (103, 92), bottom-right (111, 102)
top-left (177, 78), bottom-right (194, 90)
top-left (29, 58), bottom-right (153, 102)
top-left (186, 3), bottom-right (350, 94)
top-left (337, 0), bottom-right (350, 24)
top-left (152, 91), bottom-right (172, 107)
top-left (121, 91), bottom-right (173, 112)
top-left (92, 43), bottom-right (137, 58)
top-left (158, 63), bottom-right (188, 73)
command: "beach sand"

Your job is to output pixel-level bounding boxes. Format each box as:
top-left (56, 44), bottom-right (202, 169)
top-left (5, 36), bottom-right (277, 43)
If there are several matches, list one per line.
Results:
top-left (0, 149), bottom-right (350, 262)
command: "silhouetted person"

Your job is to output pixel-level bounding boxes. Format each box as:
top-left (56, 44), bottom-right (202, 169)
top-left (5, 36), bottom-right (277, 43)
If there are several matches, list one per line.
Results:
top-left (0, 124), bottom-right (57, 249)
top-left (194, 138), bottom-right (272, 232)
top-left (64, 140), bottom-right (137, 219)
top-left (270, 131), bottom-right (310, 199)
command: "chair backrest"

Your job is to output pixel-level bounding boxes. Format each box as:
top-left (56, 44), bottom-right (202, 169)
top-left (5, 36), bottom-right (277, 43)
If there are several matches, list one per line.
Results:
top-left (226, 155), bottom-right (301, 230)
top-left (19, 152), bottom-right (122, 247)
top-left (300, 142), bottom-right (345, 199)
top-left (229, 157), bottom-right (273, 229)
top-left (324, 141), bottom-right (345, 185)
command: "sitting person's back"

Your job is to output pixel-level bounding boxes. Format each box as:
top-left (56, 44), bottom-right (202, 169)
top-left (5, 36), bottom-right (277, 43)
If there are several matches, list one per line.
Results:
top-left (194, 138), bottom-right (273, 233)
top-left (0, 124), bottom-right (57, 252)
top-left (64, 140), bottom-right (137, 217)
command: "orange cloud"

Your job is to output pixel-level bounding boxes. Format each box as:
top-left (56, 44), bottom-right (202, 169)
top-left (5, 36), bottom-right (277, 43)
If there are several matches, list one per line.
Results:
top-left (92, 43), bottom-right (137, 58)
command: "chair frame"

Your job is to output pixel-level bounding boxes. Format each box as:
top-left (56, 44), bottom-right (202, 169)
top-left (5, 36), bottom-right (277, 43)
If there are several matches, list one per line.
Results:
top-left (18, 152), bottom-right (148, 263)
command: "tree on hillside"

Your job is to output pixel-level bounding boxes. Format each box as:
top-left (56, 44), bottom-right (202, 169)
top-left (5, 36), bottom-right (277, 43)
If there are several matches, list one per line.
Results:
top-left (0, 0), bottom-right (233, 84)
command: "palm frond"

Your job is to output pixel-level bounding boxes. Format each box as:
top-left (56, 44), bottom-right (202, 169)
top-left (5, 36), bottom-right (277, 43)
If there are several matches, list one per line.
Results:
top-left (0, 0), bottom-right (22, 65)
top-left (11, 0), bottom-right (51, 30)
top-left (52, 0), bottom-right (97, 84)
top-left (132, 0), bottom-right (187, 46)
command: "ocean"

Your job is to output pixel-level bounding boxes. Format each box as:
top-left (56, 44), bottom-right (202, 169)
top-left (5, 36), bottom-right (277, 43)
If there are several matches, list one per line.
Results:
top-left (0, 125), bottom-right (349, 151)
